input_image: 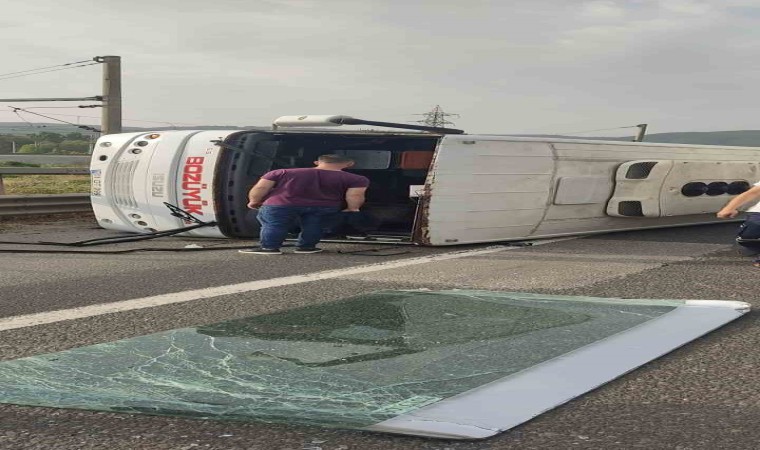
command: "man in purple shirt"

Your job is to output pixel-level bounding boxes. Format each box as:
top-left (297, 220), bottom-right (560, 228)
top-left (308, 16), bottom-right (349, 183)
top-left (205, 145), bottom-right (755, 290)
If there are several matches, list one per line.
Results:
top-left (239, 154), bottom-right (370, 255)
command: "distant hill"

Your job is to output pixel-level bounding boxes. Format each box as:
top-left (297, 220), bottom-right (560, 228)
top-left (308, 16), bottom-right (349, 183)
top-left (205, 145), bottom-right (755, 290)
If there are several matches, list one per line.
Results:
top-left (3, 122), bottom-right (760, 147)
top-left (612, 130), bottom-right (760, 147)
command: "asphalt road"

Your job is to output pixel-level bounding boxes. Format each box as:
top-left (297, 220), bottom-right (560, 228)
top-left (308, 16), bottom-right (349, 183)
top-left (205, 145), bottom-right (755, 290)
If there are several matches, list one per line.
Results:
top-left (0, 216), bottom-right (757, 450)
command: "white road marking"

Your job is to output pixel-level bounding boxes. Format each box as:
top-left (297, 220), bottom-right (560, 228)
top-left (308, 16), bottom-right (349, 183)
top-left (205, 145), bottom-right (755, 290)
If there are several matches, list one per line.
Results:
top-left (0, 240), bottom-right (572, 332)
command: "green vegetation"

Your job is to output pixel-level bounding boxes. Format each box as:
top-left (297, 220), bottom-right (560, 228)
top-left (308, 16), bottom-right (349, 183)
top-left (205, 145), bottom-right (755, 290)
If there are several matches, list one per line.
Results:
top-left (1, 175), bottom-right (90, 194)
top-left (0, 132), bottom-right (91, 193)
top-left (0, 161), bottom-right (89, 195)
top-left (0, 132), bottom-right (92, 155)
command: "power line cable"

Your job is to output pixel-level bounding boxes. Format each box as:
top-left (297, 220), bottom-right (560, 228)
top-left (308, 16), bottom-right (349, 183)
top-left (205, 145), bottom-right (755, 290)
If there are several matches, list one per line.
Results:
top-left (9, 107), bottom-right (101, 133)
top-left (0, 59), bottom-right (93, 78)
top-left (2, 109), bottom-right (200, 127)
top-left (0, 124), bottom-right (96, 130)
top-left (0, 128), bottom-right (93, 134)
top-left (21, 105), bottom-right (102, 109)
top-left (11, 109), bottom-right (40, 129)
top-left (0, 62), bottom-right (99, 81)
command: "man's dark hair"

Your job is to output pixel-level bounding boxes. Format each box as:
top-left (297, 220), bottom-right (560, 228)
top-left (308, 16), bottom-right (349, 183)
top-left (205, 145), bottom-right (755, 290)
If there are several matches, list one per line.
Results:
top-left (318, 154), bottom-right (354, 164)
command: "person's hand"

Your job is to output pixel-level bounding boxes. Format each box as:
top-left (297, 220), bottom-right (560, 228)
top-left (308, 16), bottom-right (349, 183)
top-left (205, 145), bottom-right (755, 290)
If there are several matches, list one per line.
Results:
top-left (717, 208), bottom-right (739, 219)
top-left (247, 200), bottom-right (263, 209)
top-left (342, 208), bottom-right (360, 212)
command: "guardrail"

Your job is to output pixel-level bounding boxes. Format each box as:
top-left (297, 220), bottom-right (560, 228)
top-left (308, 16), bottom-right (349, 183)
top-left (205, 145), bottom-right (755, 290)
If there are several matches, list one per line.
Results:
top-left (0, 167), bottom-right (90, 175)
top-left (0, 167), bottom-right (90, 196)
top-left (0, 155), bottom-right (92, 215)
top-left (0, 194), bottom-right (91, 217)
top-left (0, 155), bottom-right (91, 164)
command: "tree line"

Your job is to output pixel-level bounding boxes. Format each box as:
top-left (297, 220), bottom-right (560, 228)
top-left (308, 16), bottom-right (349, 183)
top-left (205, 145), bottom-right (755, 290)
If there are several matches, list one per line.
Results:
top-left (0, 132), bottom-right (93, 155)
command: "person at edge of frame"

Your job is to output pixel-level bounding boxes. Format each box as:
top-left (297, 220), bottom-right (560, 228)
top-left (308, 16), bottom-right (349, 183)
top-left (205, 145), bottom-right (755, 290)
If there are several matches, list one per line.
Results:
top-left (239, 154), bottom-right (370, 255)
top-left (717, 182), bottom-right (760, 267)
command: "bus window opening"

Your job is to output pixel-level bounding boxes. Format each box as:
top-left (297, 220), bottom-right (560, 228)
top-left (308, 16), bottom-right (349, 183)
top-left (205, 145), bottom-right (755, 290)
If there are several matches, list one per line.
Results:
top-left (214, 132), bottom-right (439, 240)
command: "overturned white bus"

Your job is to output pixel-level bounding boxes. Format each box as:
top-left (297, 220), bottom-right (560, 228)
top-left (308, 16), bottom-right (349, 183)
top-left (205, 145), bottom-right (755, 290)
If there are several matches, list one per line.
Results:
top-left (89, 115), bottom-right (757, 246)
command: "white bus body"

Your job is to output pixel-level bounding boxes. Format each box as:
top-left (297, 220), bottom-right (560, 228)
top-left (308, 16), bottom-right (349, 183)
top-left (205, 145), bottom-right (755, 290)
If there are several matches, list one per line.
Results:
top-left (89, 128), bottom-right (759, 246)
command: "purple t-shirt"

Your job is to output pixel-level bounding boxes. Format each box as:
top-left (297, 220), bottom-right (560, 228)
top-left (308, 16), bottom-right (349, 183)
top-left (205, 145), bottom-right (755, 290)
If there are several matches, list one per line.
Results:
top-left (261, 168), bottom-right (370, 207)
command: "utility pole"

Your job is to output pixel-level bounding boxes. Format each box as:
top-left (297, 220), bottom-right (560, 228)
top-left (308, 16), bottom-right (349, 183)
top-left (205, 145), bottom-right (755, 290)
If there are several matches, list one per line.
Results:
top-left (95, 56), bottom-right (122, 135)
top-left (633, 123), bottom-right (648, 142)
top-left (0, 55), bottom-right (122, 134)
top-left (414, 105), bottom-right (459, 128)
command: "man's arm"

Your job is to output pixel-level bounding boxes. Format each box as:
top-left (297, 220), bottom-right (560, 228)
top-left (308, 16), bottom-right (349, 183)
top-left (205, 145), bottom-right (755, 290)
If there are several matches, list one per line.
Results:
top-left (247, 178), bottom-right (276, 209)
top-left (717, 185), bottom-right (760, 218)
top-left (344, 187), bottom-right (367, 212)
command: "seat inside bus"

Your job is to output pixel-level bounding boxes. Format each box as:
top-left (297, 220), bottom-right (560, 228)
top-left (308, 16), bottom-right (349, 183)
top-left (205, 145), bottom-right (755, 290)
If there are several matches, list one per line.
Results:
top-left (214, 131), bottom-right (440, 240)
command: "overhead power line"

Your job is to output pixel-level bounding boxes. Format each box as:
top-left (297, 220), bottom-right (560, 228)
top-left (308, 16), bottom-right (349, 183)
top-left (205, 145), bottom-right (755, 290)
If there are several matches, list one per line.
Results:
top-left (0, 55), bottom-right (121, 133)
top-left (0, 126), bottom-right (98, 134)
top-left (0, 62), bottom-right (99, 81)
top-left (0, 59), bottom-right (93, 78)
top-left (2, 109), bottom-right (200, 127)
top-left (20, 105), bottom-right (102, 109)
top-left (9, 106), bottom-right (101, 133)
top-left (11, 109), bottom-right (39, 129)
top-left (0, 126), bottom-right (95, 132)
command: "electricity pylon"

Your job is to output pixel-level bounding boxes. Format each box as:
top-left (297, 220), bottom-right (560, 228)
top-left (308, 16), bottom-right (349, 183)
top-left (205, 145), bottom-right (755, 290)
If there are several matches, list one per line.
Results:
top-left (414, 105), bottom-right (459, 128)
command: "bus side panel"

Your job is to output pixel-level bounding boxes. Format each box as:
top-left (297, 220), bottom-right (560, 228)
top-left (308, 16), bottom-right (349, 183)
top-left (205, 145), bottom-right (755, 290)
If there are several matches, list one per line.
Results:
top-left (424, 137), bottom-right (555, 245)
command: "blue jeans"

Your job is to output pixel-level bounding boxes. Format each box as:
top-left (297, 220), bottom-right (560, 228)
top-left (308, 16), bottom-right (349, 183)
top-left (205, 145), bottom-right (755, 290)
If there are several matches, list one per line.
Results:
top-left (736, 212), bottom-right (760, 256)
top-left (257, 205), bottom-right (341, 249)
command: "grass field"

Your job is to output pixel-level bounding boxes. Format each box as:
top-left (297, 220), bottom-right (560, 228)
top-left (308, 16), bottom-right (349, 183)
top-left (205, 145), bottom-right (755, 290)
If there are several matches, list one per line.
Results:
top-left (1, 175), bottom-right (90, 194)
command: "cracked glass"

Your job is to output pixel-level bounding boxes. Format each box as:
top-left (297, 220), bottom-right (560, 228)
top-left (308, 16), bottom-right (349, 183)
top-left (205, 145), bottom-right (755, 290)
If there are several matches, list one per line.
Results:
top-left (0, 290), bottom-right (678, 429)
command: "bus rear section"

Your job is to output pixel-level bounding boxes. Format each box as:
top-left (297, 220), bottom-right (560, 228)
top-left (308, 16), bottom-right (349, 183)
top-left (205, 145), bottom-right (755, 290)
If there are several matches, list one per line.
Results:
top-left (214, 130), bottom-right (442, 243)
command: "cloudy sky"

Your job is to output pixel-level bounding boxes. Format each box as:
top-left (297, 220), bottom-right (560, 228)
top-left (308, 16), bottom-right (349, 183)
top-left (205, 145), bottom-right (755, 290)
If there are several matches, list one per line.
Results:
top-left (1, 0), bottom-right (759, 136)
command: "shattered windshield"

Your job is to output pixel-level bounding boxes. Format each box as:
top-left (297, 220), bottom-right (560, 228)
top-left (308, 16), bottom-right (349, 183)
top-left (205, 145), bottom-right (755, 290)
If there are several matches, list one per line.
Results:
top-left (0, 290), bottom-right (678, 428)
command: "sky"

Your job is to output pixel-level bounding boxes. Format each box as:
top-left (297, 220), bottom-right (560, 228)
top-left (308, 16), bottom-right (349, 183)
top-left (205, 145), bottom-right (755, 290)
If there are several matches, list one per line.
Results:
top-left (2, 0), bottom-right (760, 136)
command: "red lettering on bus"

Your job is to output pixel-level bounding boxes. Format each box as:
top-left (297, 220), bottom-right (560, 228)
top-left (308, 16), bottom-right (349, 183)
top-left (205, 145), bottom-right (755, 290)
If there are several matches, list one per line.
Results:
top-left (181, 157), bottom-right (207, 215)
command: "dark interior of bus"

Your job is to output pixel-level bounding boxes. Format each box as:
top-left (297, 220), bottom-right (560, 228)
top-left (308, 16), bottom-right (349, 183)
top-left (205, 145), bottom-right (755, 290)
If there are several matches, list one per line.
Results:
top-left (213, 131), bottom-right (440, 241)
